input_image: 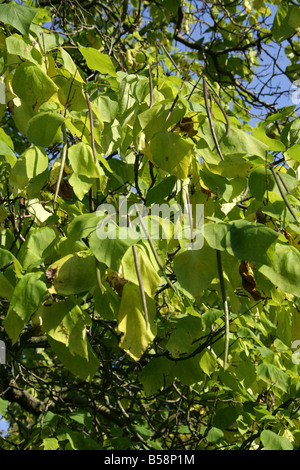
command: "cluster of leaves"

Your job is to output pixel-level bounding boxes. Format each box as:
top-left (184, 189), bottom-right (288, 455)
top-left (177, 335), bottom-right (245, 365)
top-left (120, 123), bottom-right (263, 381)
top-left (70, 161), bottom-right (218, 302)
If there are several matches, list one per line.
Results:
top-left (0, 0), bottom-right (300, 451)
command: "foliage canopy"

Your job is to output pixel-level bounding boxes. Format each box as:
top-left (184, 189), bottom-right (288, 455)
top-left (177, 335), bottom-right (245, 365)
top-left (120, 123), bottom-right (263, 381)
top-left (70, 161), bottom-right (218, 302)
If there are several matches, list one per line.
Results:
top-left (0, 0), bottom-right (300, 451)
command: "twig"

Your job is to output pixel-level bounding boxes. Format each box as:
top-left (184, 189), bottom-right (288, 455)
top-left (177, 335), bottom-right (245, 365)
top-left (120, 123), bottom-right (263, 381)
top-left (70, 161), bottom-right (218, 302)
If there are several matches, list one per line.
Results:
top-left (54, 124), bottom-right (68, 204)
top-left (96, 259), bottom-right (104, 294)
top-left (148, 64), bottom-right (153, 108)
top-left (203, 77), bottom-right (224, 161)
top-left (183, 187), bottom-right (194, 249)
top-left (84, 90), bottom-right (97, 164)
top-left (209, 88), bottom-right (230, 137)
top-left (49, 0), bottom-right (63, 32)
top-left (127, 215), bottom-right (149, 329)
top-left (166, 60), bottom-right (195, 122)
top-left (134, 153), bottom-right (145, 202)
top-left (216, 249), bottom-right (230, 369)
top-left (269, 164), bottom-right (299, 224)
top-left (134, 203), bottom-right (178, 295)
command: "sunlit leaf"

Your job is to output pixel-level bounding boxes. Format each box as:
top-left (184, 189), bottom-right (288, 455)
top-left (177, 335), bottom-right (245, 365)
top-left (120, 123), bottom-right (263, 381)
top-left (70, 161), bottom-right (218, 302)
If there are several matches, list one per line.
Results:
top-left (0, 4), bottom-right (37, 35)
top-left (117, 283), bottom-right (157, 360)
top-left (80, 47), bottom-right (117, 77)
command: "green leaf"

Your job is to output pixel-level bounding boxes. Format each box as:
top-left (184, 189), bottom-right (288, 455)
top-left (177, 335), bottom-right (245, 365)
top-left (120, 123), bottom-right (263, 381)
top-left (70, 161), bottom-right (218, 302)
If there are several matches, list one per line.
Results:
top-left (67, 213), bottom-right (102, 242)
top-left (68, 142), bottom-right (101, 178)
top-left (43, 438), bottom-right (59, 451)
top-left (6, 35), bottom-right (42, 66)
top-left (0, 398), bottom-right (8, 415)
top-left (27, 112), bottom-right (65, 147)
top-left (149, 131), bottom-right (193, 180)
top-left (162, 0), bottom-right (181, 13)
top-left (60, 428), bottom-right (101, 449)
top-left (252, 126), bottom-right (286, 152)
top-left (206, 427), bottom-right (224, 443)
top-left (166, 328), bottom-right (193, 358)
top-left (173, 245), bottom-right (218, 297)
top-left (70, 411), bottom-right (92, 430)
top-left (89, 227), bottom-right (138, 272)
top-left (271, 3), bottom-right (300, 42)
top-left (140, 357), bottom-right (174, 396)
top-left (47, 252), bottom-right (98, 295)
top-left (0, 4), bottom-right (37, 35)
top-left (201, 309), bottom-right (223, 332)
top-left (0, 273), bottom-right (14, 300)
top-left (173, 355), bottom-right (204, 386)
top-left (286, 144), bottom-right (300, 163)
top-left (10, 145), bottom-right (48, 186)
top-left (47, 336), bottom-right (99, 382)
top-left (262, 201), bottom-right (296, 224)
top-left (9, 146), bottom-right (48, 196)
top-left (117, 283), bottom-right (157, 361)
top-left (256, 362), bottom-right (290, 392)
top-left (3, 307), bottom-right (27, 344)
top-left (260, 430), bottom-right (293, 450)
top-left (200, 169), bottom-right (232, 202)
top-left (166, 315), bottom-right (203, 357)
top-left (259, 243), bottom-right (300, 297)
top-left (80, 47), bottom-right (117, 77)
top-left (226, 220), bottom-right (278, 265)
top-left (146, 175), bottom-right (177, 205)
top-left (12, 62), bottom-right (58, 109)
top-left (121, 245), bottom-right (161, 297)
top-left (0, 140), bottom-right (16, 158)
top-left (235, 360), bottom-right (256, 388)
top-left (207, 154), bottom-right (253, 179)
top-left (93, 93), bottom-right (119, 123)
top-left (199, 350), bottom-right (216, 376)
top-left (199, 120), bottom-right (269, 159)
top-left (10, 272), bottom-right (48, 321)
top-left (248, 167), bottom-right (275, 201)
top-left (0, 247), bottom-right (22, 277)
top-left (68, 172), bottom-right (93, 200)
top-left (138, 102), bottom-right (186, 141)
top-left (40, 300), bottom-right (90, 359)
top-left (4, 272), bottom-right (48, 342)
top-left (213, 407), bottom-right (239, 430)
top-left (204, 222), bottom-right (229, 251)
top-left (18, 226), bottom-right (57, 268)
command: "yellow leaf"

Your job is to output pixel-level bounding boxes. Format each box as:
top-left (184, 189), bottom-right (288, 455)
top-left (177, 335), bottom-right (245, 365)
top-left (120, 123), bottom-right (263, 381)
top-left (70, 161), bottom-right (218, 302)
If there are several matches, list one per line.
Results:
top-left (117, 283), bottom-right (157, 360)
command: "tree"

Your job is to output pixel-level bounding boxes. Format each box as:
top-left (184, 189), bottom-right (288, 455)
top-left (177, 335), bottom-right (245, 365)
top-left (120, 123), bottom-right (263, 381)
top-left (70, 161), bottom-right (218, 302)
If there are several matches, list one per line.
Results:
top-left (0, 0), bottom-right (300, 451)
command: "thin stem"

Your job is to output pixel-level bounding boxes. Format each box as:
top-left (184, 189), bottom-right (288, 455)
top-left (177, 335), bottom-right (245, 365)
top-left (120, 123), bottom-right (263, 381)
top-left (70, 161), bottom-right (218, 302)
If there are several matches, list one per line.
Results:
top-left (127, 215), bottom-right (149, 329)
top-left (148, 64), bottom-right (153, 108)
top-left (96, 259), bottom-right (104, 295)
top-left (166, 61), bottom-right (194, 121)
top-left (54, 124), bottom-right (68, 204)
top-left (203, 77), bottom-right (224, 161)
top-left (216, 249), bottom-right (230, 369)
top-left (269, 164), bottom-right (299, 224)
top-left (84, 90), bottom-right (97, 164)
top-left (134, 203), bottom-right (178, 295)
